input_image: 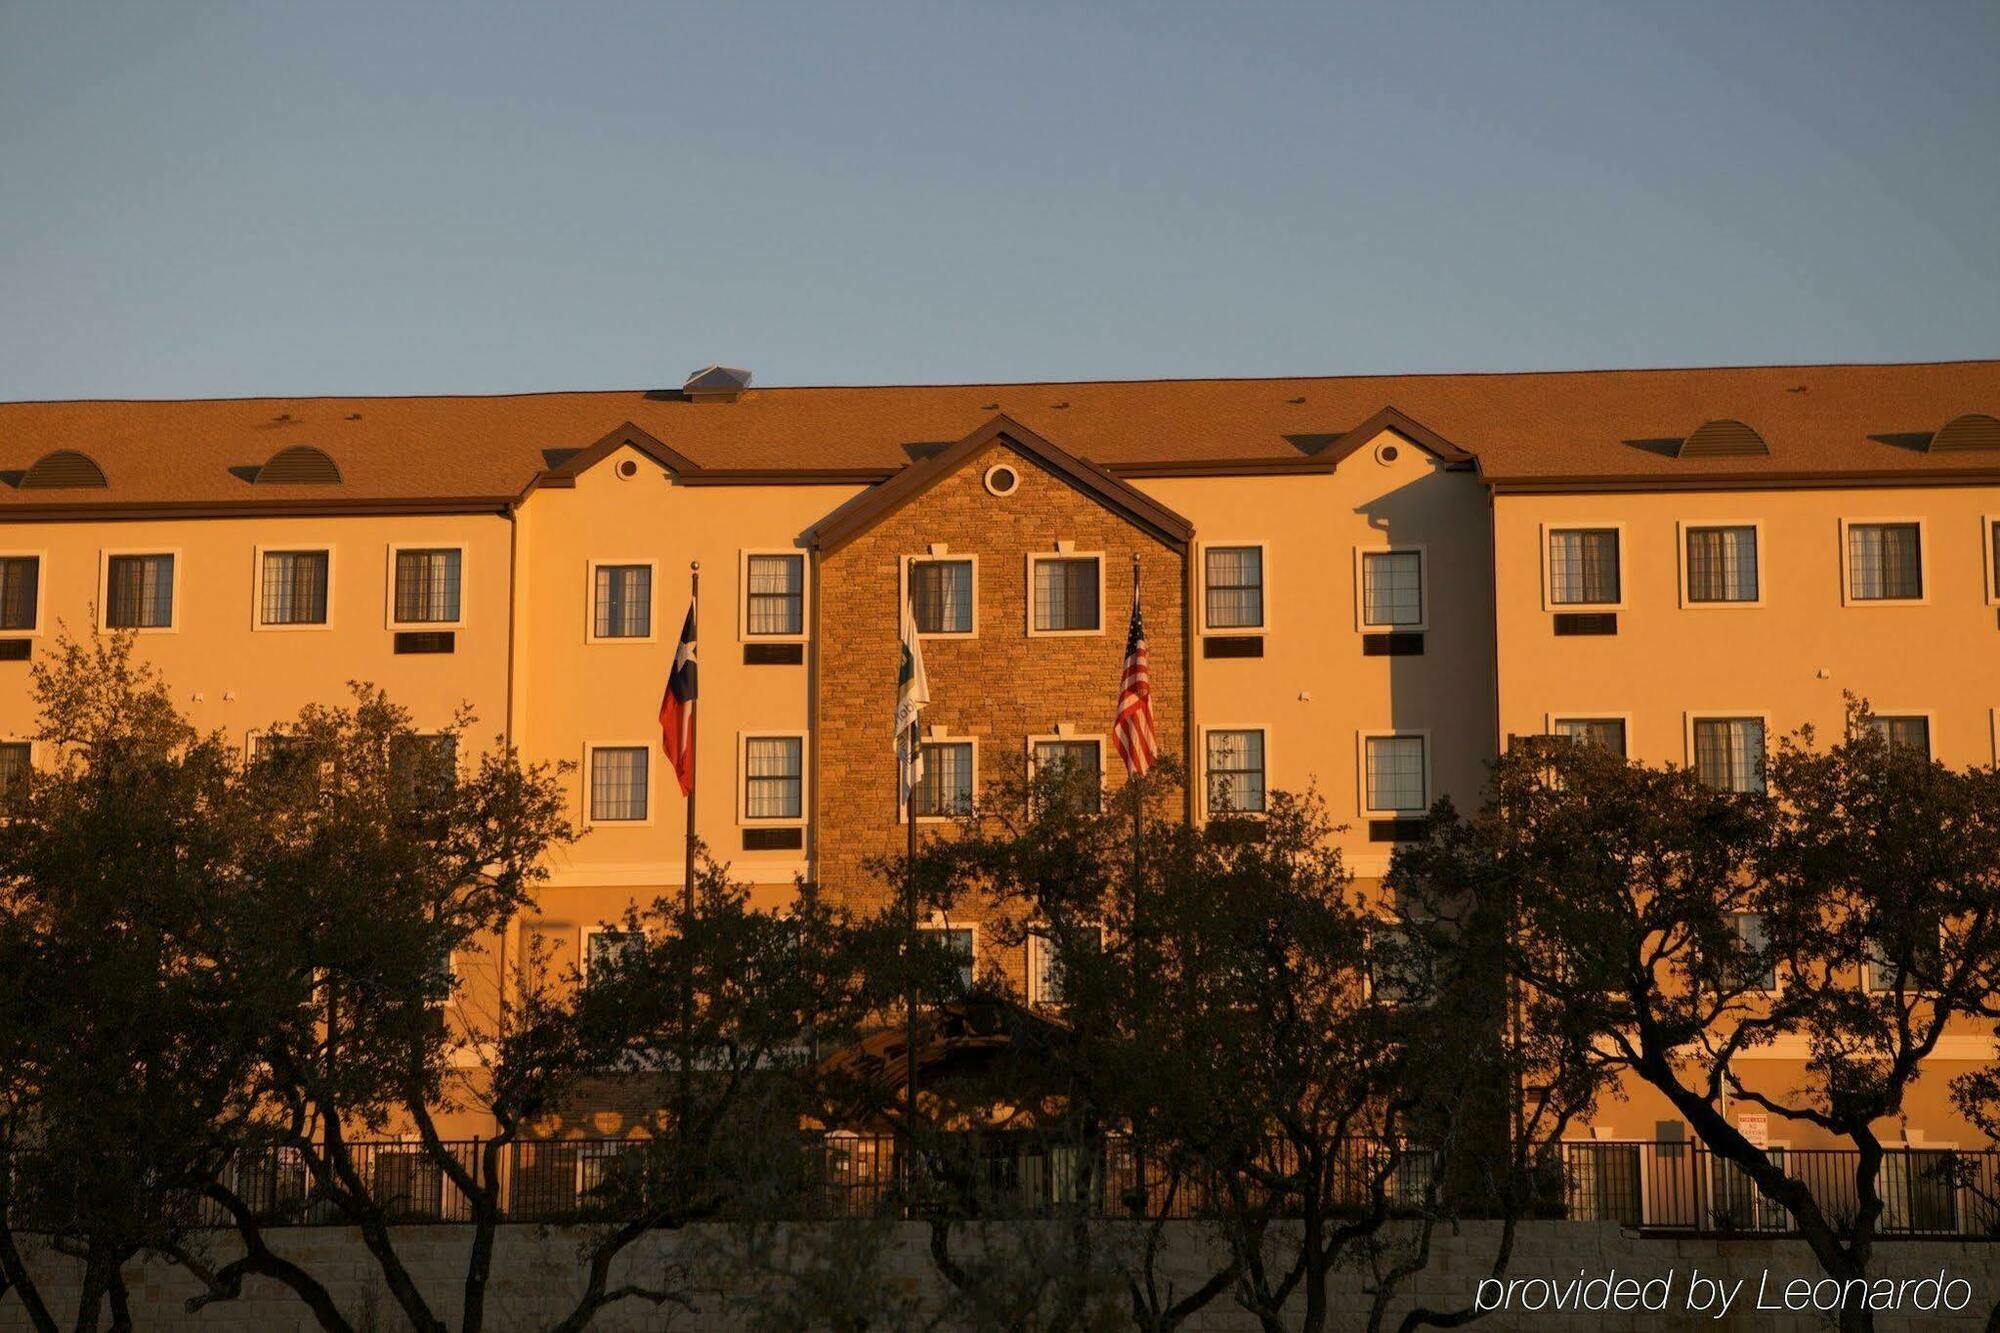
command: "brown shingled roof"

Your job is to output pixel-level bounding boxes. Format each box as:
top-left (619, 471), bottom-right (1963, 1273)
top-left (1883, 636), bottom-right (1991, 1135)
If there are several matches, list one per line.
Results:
top-left (3, 359), bottom-right (1998, 513)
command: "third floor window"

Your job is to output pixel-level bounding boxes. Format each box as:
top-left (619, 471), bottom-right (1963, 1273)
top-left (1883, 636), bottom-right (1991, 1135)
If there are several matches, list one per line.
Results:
top-left (1847, 523), bottom-right (1922, 601)
top-left (1032, 556), bottom-right (1101, 633)
top-left (909, 557), bottom-right (973, 635)
top-left (592, 564), bottom-right (652, 639)
top-left (1204, 546), bottom-right (1264, 629)
top-left (1685, 526), bottom-right (1758, 603)
top-left (394, 548), bottom-right (461, 624)
top-left (1361, 550), bottom-right (1424, 627)
top-left (105, 553), bottom-right (175, 629)
top-left (260, 550), bottom-right (330, 626)
top-left (1548, 528), bottom-right (1619, 606)
top-left (0, 555), bottom-right (39, 631)
top-left (745, 554), bottom-right (805, 636)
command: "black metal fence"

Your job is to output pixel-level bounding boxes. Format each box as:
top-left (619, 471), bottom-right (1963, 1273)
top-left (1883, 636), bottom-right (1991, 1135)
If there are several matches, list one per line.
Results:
top-left (10, 1138), bottom-right (2000, 1237)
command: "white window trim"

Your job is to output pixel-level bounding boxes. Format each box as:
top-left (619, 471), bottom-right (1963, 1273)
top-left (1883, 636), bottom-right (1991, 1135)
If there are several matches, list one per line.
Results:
top-left (1198, 539), bottom-right (1270, 636)
top-left (1675, 520), bottom-right (1766, 610)
top-left (0, 737), bottom-right (36, 812)
top-left (1982, 515), bottom-right (2000, 609)
top-left (385, 542), bottom-right (468, 630)
top-left (580, 924), bottom-right (645, 987)
top-left (1198, 723), bottom-right (1270, 821)
top-left (1026, 730), bottom-right (1109, 808)
top-left (1353, 543), bottom-right (1428, 633)
top-left (1858, 708), bottom-right (1937, 760)
top-left (738, 549), bottom-right (809, 643)
top-left (583, 740), bottom-right (656, 827)
top-left (737, 730), bottom-right (808, 827)
top-left (901, 730), bottom-right (978, 825)
top-left (98, 547), bottom-right (182, 635)
top-left (1544, 712), bottom-right (1636, 759)
top-left (1539, 522), bottom-right (1627, 613)
top-left (1356, 729), bottom-right (1432, 820)
top-left (1683, 711), bottom-right (1773, 790)
top-left (251, 544), bottom-right (336, 633)
top-left (584, 558), bottom-right (659, 645)
top-left (0, 550), bottom-right (48, 635)
top-left (1027, 922), bottom-right (1104, 1007)
top-left (1025, 549), bottom-right (1107, 638)
top-left (1838, 517), bottom-right (1929, 607)
top-left (918, 914), bottom-right (978, 988)
top-left (901, 548), bottom-right (979, 640)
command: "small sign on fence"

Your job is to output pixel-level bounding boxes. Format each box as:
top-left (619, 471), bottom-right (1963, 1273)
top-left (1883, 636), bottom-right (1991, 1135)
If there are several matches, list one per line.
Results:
top-left (1737, 1113), bottom-right (1769, 1150)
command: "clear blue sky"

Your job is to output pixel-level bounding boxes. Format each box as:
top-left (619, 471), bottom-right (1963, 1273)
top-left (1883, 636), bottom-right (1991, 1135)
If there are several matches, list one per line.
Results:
top-left (2, 1), bottom-right (1995, 399)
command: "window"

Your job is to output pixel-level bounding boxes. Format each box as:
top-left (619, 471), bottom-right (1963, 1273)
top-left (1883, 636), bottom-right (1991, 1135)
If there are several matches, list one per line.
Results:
top-left (1685, 526), bottom-right (1759, 603)
top-left (909, 558), bottom-right (973, 635)
top-left (1031, 556), bottom-right (1101, 633)
top-left (393, 548), bottom-right (461, 624)
top-left (744, 736), bottom-right (804, 821)
top-left (1991, 519), bottom-right (2000, 600)
top-left (0, 556), bottom-right (40, 631)
top-left (1693, 718), bottom-right (1765, 794)
top-left (104, 553), bottom-right (175, 629)
top-left (1361, 550), bottom-right (1424, 627)
top-left (745, 554), bottom-right (805, 636)
top-left (1205, 729), bottom-right (1266, 815)
top-left (1548, 529), bottom-right (1619, 606)
top-left (1031, 738), bottom-right (1103, 812)
top-left (1028, 925), bottom-right (1102, 1006)
top-left (910, 740), bottom-right (974, 819)
top-left (583, 929), bottom-right (644, 985)
top-left (920, 924), bottom-right (975, 992)
top-left (390, 734), bottom-right (457, 805)
top-left (588, 747), bottom-right (649, 822)
top-left (1364, 735), bottom-right (1428, 814)
top-left (1732, 913), bottom-right (1777, 991)
top-left (592, 564), bottom-right (652, 639)
top-left (0, 743), bottom-right (28, 803)
top-left (1847, 523), bottom-right (1922, 601)
top-left (1870, 715), bottom-right (1932, 759)
top-left (1204, 546), bottom-right (1264, 630)
top-left (260, 550), bottom-right (330, 626)
top-left (1553, 717), bottom-right (1627, 757)
top-left (1367, 922), bottom-right (1429, 1006)
top-left (1864, 927), bottom-right (1943, 993)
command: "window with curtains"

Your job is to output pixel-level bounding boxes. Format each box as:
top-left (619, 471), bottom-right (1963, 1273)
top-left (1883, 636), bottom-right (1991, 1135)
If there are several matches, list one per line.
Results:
top-left (1032, 738), bottom-right (1103, 811)
top-left (588, 746), bottom-right (649, 821)
top-left (0, 743), bottom-right (28, 803)
top-left (919, 925), bottom-right (976, 992)
top-left (1847, 523), bottom-right (1922, 600)
top-left (911, 740), bottom-right (974, 818)
top-left (1028, 925), bottom-right (1103, 1006)
top-left (1203, 546), bottom-right (1264, 629)
top-left (743, 736), bottom-right (803, 820)
top-left (1031, 556), bottom-right (1101, 632)
top-left (259, 550), bottom-right (330, 625)
top-left (393, 548), bottom-right (461, 624)
top-left (1693, 718), bottom-right (1765, 793)
top-left (592, 564), bottom-right (652, 639)
top-left (1869, 715), bottom-right (1932, 759)
top-left (105, 553), bottom-right (175, 628)
top-left (1364, 735), bottom-right (1428, 813)
top-left (1548, 528), bottom-right (1620, 605)
top-left (1991, 519), bottom-right (2000, 599)
top-left (909, 558), bottom-right (973, 634)
top-left (1685, 526), bottom-right (1759, 603)
top-left (1553, 717), bottom-right (1627, 757)
top-left (745, 554), bottom-right (804, 636)
top-left (0, 556), bottom-right (39, 631)
top-left (1205, 729), bottom-right (1266, 815)
top-left (1361, 549), bottom-right (1424, 626)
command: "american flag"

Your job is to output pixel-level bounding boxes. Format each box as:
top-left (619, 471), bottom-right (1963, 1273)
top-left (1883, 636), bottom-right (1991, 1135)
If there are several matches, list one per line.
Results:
top-left (1113, 575), bottom-right (1156, 777)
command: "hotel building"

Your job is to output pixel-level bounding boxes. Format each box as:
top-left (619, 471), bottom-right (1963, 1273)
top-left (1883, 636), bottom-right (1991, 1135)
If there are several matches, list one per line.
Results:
top-left (2, 360), bottom-right (1997, 1147)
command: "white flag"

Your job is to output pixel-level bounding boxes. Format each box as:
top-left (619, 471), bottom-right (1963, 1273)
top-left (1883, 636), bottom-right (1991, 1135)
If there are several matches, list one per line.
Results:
top-left (893, 590), bottom-right (930, 800)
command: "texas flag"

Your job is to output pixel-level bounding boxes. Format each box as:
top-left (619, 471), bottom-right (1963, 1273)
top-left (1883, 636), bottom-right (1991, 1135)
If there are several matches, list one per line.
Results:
top-left (659, 605), bottom-right (697, 796)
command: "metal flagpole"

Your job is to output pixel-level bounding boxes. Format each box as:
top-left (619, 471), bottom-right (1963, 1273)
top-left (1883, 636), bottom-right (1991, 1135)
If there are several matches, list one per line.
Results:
top-left (684, 562), bottom-right (699, 914)
top-left (904, 719), bottom-right (920, 1205)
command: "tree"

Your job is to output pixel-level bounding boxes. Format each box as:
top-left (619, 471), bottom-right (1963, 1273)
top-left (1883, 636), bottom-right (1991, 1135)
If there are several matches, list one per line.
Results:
top-left (0, 628), bottom-right (263, 1333)
top-left (1413, 702), bottom-right (2000, 1333)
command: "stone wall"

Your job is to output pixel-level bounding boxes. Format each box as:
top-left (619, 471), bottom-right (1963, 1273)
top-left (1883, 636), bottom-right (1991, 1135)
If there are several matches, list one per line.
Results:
top-left (5, 1222), bottom-right (1998, 1330)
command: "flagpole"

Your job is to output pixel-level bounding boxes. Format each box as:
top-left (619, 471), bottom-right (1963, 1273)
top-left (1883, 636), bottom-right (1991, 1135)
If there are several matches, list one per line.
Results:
top-left (685, 562), bottom-right (699, 914)
top-left (903, 719), bottom-right (920, 1205)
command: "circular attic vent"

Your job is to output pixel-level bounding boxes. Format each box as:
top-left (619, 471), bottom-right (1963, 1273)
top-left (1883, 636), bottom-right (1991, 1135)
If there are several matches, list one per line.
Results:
top-left (1929, 413), bottom-right (2000, 453)
top-left (983, 462), bottom-right (1020, 497)
top-left (1676, 420), bottom-right (1769, 459)
top-left (19, 450), bottom-right (108, 489)
top-left (256, 445), bottom-right (342, 484)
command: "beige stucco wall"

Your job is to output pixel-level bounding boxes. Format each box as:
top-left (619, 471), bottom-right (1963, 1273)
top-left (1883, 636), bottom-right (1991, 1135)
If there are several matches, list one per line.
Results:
top-left (1137, 432), bottom-right (1499, 884)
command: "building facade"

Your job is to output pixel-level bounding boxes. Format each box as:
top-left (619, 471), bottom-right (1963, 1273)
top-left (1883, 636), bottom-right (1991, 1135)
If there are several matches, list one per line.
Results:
top-left (3, 362), bottom-right (1997, 1145)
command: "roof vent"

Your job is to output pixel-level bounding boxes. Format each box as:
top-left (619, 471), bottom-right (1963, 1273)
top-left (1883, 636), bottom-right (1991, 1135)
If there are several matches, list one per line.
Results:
top-left (19, 449), bottom-right (108, 489)
top-left (256, 444), bottom-right (342, 484)
top-left (1928, 413), bottom-right (2000, 453)
top-left (683, 365), bottom-right (752, 402)
top-left (1677, 419), bottom-right (1768, 458)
